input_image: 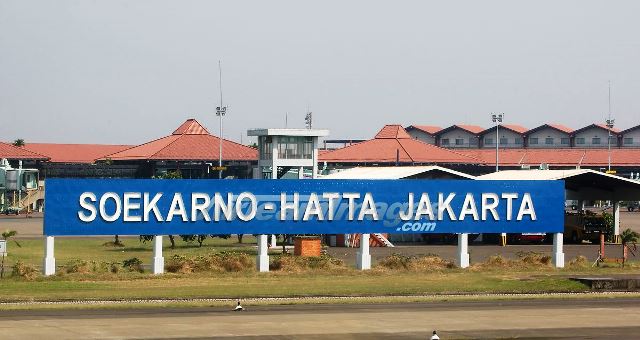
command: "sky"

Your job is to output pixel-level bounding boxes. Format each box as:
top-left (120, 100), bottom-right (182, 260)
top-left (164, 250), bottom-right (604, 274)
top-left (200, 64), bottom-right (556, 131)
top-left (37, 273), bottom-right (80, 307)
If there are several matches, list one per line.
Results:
top-left (1, 0), bottom-right (639, 145)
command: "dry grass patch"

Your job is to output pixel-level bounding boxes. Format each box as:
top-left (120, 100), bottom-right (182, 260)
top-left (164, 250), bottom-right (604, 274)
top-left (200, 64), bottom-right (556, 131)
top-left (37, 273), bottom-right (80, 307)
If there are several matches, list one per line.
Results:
top-left (270, 254), bottom-right (346, 272)
top-left (375, 254), bottom-right (455, 272)
top-left (166, 252), bottom-right (254, 274)
top-left (11, 261), bottom-right (39, 281)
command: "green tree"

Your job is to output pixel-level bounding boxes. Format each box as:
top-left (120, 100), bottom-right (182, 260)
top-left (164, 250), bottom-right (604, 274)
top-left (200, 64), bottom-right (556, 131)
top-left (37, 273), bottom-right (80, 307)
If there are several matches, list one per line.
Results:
top-left (12, 139), bottom-right (25, 147)
top-left (1, 230), bottom-right (21, 278)
top-left (139, 170), bottom-right (184, 248)
top-left (621, 228), bottom-right (639, 267)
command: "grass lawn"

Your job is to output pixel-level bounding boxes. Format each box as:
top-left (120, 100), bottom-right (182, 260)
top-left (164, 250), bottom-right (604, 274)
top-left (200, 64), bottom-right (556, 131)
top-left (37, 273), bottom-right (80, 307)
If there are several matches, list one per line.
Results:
top-left (0, 271), bottom-right (588, 302)
top-left (4, 236), bottom-right (260, 265)
top-left (1, 237), bottom-right (639, 305)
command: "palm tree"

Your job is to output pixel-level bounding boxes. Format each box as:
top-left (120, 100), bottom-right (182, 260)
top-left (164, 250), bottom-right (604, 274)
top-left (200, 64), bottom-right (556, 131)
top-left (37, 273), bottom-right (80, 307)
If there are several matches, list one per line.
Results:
top-left (1, 230), bottom-right (21, 278)
top-left (12, 139), bottom-right (25, 147)
top-left (621, 228), bottom-right (639, 267)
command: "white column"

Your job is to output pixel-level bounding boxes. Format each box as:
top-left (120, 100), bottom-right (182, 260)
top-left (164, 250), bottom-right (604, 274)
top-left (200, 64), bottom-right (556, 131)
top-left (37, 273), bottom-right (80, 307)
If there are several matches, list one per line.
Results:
top-left (298, 166), bottom-right (304, 179)
top-left (152, 235), bottom-right (164, 275)
top-left (271, 136), bottom-right (279, 180)
top-left (552, 233), bottom-right (565, 268)
top-left (43, 236), bottom-right (55, 276)
top-left (312, 137), bottom-right (319, 179)
top-left (270, 234), bottom-right (277, 248)
top-left (356, 234), bottom-right (371, 270)
top-left (613, 201), bottom-right (621, 242)
top-left (257, 234), bottom-right (269, 272)
top-left (456, 233), bottom-right (470, 268)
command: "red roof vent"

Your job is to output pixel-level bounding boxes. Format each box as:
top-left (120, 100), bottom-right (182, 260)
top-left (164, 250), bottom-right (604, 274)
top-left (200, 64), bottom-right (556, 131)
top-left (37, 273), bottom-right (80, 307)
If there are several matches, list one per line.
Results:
top-left (374, 125), bottom-right (412, 139)
top-left (172, 119), bottom-right (210, 135)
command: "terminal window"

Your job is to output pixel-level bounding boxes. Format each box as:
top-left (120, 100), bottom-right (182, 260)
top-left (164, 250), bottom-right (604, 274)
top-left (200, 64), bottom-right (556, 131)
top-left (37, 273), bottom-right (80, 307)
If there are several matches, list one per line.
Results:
top-left (529, 137), bottom-right (538, 145)
top-left (624, 137), bottom-right (633, 145)
top-left (592, 137), bottom-right (601, 145)
top-left (545, 137), bottom-right (554, 145)
top-left (576, 137), bottom-right (585, 145)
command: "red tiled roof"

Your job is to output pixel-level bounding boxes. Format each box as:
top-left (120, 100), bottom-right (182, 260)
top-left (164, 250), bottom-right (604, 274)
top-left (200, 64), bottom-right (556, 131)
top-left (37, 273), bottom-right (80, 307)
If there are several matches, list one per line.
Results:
top-left (320, 125), bottom-right (483, 164)
top-left (481, 124), bottom-right (528, 135)
top-left (406, 125), bottom-right (442, 135)
top-left (458, 148), bottom-right (640, 167)
top-left (620, 124), bottom-right (640, 135)
top-left (374, 125), bottom-right (412, 139)
top-left (104, 119), bottom-right (257, 161)
top-left (436, 125), bottom-right (485, 136)
top-left (574, 123), bottom-right (620, 135)
top-left (546, 124), bottom-right (573, 134)
top-left (526, 124), bottom-right (573, 135)
top-left (0, 142), bottom-right (49, 161)
top-left (593, 123), bottom-right (621, 133)
top-left (172, 119), bottom-right (210, 135)
top-left (23, 143), bottom-right (132, 163)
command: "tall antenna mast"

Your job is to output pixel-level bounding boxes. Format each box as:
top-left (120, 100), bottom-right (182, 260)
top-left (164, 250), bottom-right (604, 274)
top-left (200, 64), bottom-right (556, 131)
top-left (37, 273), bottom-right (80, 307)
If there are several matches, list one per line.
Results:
top-left (215, 60), bottom-right (227, 179)
top-left (608, 80), bottom-right (611, 120)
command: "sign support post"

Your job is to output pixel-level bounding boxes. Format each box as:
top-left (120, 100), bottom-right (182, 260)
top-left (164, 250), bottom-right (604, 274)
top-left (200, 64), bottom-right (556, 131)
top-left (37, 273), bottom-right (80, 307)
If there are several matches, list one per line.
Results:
top-left (552, 233), bottom-right (564, 268)
top-left (356, 234), bottom-right (371, 270)
top-left (43, 236), bottom-right (55, 276)
top-left (613, 201), bottom-right (621, 243)
top-left (152, 236), bottom-right (164, 274)
top-left (457, 233), bottom-right (470, 268)
top-left (257, 234), bottom-right (269, 272)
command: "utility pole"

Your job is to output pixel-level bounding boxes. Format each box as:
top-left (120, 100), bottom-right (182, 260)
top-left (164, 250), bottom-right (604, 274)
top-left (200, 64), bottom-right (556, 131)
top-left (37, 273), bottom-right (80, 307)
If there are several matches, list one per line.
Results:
top-left (216, 61), bottom-right (227, 179)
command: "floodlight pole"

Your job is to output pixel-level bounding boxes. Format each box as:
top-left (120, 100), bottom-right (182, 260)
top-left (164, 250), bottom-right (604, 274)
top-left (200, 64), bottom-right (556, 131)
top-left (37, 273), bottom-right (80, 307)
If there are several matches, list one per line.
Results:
top-left (216, 61), bottom-right (227, 179)
top-left (606, 82), bottom-right (614, 172)
top-left (606, 118), bottom-right (614, 172)
top-left (491, 113), bottom-right (504, 172)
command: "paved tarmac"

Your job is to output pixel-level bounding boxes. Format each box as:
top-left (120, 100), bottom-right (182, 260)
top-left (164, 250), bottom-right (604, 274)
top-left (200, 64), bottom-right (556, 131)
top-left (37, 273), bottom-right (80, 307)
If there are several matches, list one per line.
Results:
top-left (1, 299), bottom-right (639, 339)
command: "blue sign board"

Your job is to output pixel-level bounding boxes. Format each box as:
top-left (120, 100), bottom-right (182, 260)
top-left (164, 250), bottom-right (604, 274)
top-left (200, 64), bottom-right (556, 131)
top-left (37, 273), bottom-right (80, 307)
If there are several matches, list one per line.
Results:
top-left (43, 179), bottom-right (564, 236)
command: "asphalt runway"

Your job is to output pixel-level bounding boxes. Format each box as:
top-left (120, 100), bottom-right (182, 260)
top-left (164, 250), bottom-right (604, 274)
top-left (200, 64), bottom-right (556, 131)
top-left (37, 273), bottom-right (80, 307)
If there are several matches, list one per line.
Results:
top-left (1, 299), bottom-right (640, 339)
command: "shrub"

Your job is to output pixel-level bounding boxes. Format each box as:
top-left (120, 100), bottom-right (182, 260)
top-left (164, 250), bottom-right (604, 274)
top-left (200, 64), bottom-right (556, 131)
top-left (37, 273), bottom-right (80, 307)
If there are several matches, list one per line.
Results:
top-left (569, 255), bottom-right (588, 267)
top-left (270, 254), bottom-right (345, 272)
top-left (166, 254), bottom-right (195, 273)
top-left (375, 254), bottom-right (453, 271)
top-left (12, 260), bottom-right (39, 280)
top-left (516, 251), bottom-right (552, 266)
top-left (165, 253), bottom-right (254, 273)
top-left (122, 257), bottom-right (144, 273)
top-left (64, 259), bottom-right (123, 274)
top-left (64, 259), bottom-right (93, 274)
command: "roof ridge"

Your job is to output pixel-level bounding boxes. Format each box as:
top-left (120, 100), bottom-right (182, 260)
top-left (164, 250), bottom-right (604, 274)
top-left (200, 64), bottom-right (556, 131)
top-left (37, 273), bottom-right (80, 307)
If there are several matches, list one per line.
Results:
top-left (395, 139), bottom-right (413, 162)
top-left (101, 135), bottom-right (179, 160)
top-left (406, 138), bottom-right (486, 164)
top-left (147, 135), bottom-right (186, 159)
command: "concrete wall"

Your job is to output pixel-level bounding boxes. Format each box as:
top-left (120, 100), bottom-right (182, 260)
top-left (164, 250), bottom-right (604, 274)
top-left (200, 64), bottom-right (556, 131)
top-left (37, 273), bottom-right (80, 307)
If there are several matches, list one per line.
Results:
top-left (621, 129), bottom-right (640, 147)
top-left (407, 129), bottom-right (436, 144)
top-left (574, 127), bottom-right (616, 148)
top-left (480, 129), bottom-right (523, 148)
top-left (437, 129), bottom-right (479, 148)
top-left (527, 128), bottom-right (571, 148)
